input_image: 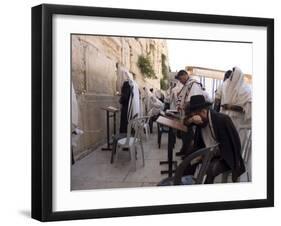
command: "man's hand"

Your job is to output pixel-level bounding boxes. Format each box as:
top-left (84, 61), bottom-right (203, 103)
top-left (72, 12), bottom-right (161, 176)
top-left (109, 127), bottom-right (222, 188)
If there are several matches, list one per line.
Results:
top-left (221, 104), bottom-right (230, 109)
top-left (221, 104), bottom-right (243, 112)
top-left (191, 115), bottom-right (203, 125)
top-left (184, 115), bottom-right (203, 126)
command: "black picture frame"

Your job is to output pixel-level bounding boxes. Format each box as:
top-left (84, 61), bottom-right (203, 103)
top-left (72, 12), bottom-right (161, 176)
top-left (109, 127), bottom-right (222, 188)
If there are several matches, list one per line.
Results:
top-left (32, 3), bottom-right (274, 222)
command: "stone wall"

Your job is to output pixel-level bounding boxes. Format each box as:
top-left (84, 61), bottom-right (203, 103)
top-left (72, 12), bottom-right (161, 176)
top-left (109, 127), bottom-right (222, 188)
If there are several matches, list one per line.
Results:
top-left (71, 35), bottom-right (169, 160)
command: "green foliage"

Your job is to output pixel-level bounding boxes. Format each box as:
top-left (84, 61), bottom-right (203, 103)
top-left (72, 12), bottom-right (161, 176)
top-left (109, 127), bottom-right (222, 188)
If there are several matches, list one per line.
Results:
top-left (161, 54), bottom-right (169, 90)
top-left (137, 55), bottom-right (157, 79)
top-left (160, 78), bottom-right (169, 90)
top-left (161, 54), bottom-right (168, 80)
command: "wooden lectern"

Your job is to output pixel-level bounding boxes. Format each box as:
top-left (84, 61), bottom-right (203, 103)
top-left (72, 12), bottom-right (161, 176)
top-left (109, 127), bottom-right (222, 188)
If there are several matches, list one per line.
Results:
top-left (156, 115), bottom-right (187, 177)
top-left (101, 106), bottom-right (119, 151)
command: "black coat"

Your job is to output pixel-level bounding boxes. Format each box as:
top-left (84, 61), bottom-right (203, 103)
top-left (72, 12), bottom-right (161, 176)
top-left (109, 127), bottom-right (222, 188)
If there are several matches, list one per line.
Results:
top-left (119, 81), bottom-right (132, 133)
top-left (193, 110), bottom-right (245, 182)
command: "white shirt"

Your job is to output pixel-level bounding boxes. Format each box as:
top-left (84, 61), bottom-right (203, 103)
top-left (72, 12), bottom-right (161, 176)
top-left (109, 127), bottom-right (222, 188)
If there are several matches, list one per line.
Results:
top-left (177, 79), bottom-right (210, 110)
top-left (215, 83), bottom-right (223, 100)
top-left (201, 111), bottom-right (218, 147)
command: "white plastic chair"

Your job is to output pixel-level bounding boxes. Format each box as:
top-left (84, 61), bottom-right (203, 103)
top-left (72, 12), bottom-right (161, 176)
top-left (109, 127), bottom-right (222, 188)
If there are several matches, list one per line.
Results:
top-left (116, 116), bottom-right (149, 171)
top-left (239, 127), bottom-right (252, 181)
top-left (143, 116), bottom-right (151, 140)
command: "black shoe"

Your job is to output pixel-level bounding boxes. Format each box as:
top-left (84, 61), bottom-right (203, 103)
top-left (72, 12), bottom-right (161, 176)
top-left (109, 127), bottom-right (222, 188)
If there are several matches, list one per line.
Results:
top-left (122, 147), bottom-right (129, 151)
top-left (176, 151), bottom-right (185, 156)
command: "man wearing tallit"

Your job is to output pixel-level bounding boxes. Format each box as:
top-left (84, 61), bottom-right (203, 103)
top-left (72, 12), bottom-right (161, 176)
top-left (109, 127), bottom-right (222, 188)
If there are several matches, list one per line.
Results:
top-left (143, 86), bottom-right (164, 132)
top-left (220, 67), bottom-right (252, 139)
top-left (219, 67), bottom-right (252, 180)
top-left (71, 83), bottom-right (83, 164)
top-left (164, 80), bottom-right (181, 111)
top-left (221, 67), bottom-right (252, 156)
top-left (214, 70), bottom-right (232, 112)
top-left (148, 94), bottom-right (164, 117)
top-left (142, 87), bottom-right (153, 116)
top-left (116, 63), bottom-right (130, 95)
top-left (175, 70), bottom-right (210, 157)
top-left (169, 80), bottom-right (183, 110)
top-left (142, 86), bottom-right (165, 116)
top-left (127, 74), bottom-right (141, 120)
top-left (118, 67), bottom-right (141, 133)
top-left (176, 70), bottom-right (210, 116)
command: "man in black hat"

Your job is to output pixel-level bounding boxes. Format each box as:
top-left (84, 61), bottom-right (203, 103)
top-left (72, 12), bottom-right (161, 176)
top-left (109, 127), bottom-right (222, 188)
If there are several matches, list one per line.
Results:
top-left (183, 95), bottom-right (245, 183)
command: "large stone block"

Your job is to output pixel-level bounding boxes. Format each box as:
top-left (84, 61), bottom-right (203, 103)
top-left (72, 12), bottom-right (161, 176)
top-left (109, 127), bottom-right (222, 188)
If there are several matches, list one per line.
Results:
top-left (85, 45), bottom-right (117, 95)
top-left (72, 35), bottom-right (169, 160)
top-left (71, 36), bottom-right (87, 93)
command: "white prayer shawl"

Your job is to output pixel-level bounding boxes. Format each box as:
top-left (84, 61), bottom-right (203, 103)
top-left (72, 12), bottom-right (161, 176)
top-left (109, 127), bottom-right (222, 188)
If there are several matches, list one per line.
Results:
top-left (201, 110), bottom-right (218, 147)
top-left (148, 96), bottom-right (164, 117)
top-left (154, 89), bottom-right (163, 100)
top-left (220, 67), bottom-right (252, 159)
top-left (170, 82), bottom-right (183, 110)
top-left (71, 83), bottom-right (83, 147)
top-left (220, 67), bottom-right (252, 128)
top-left (221, 67), bottom-right (252, 107)
top-left (164, 90), bottom-right (170, 104)
top-left (143, 87), bottom-right (154, 115)
top-left (164, 82), bottom-right (173, 104)
top-left (116, 65), bottom-right (131, 94)
top-left (177, 78), bottom-right (209, 117)
top-left (127, 73), bottom-right (141, 119)
top-left (117, 66), bottom-right (141, 119)
top-left (220, 68), bottom-right (252, 177)
top-left (215, 83), bottom-right (223, 100)
top-left (166, 80), bottom-right (178, 103)
top-left (72, 83), bottom-right (79, 127)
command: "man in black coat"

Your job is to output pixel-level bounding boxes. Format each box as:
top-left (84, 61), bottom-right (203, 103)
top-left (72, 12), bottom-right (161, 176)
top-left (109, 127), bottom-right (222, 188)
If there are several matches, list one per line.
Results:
top-left (119, 81), bottom-right (132, 133)
top-left (183, 95), bottom-right (245, 183)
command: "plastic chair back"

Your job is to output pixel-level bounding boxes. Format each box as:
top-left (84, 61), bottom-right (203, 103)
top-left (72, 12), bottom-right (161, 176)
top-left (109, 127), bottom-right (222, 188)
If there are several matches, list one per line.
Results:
top-left (125, 116), bottom-right (150, 145)
top-left (174, 144), bottom-right (219, 185)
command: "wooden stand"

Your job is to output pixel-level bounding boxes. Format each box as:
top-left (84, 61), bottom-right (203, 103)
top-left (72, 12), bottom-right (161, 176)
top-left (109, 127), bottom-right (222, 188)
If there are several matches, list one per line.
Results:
top-left (156, 116), bottom-right (187, 177)
top-left (101, 106), bottom-right (119, 151)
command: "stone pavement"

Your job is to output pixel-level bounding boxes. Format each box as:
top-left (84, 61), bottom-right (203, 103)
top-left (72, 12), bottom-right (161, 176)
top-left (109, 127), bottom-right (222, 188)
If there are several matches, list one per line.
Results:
top-left (71, 127), bottom-right (183, 190)
top-left (71, 126), bottom-right (249, 190)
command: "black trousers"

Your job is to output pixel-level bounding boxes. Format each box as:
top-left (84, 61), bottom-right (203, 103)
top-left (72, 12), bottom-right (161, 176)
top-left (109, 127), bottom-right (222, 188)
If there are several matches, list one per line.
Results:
top-left (205, 158), bottom-right (231, 184)
top-left (71, 147), bottom-right (75, 165)
top-left (180, 128), bottom-right (194, 156)
top-left (149, 115), bottom-right (159, 133)
top-left (183, 157), bottom-right (231, 184)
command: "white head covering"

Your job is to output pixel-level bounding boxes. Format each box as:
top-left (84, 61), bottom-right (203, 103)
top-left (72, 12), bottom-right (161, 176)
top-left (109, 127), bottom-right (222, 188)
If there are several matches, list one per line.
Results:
top-left (143, 86), bottom-right (153, 113)
top-left (116, 64), bottom-right (141, 119)
top-left (221, 66), bottom-right (252, 107)
top-left (128, 79), bottom-right (141, 119)
top-left (71, 83), bottom-right (83, 147)
top-left (154, 89), bottom-right (163, 100)
top-left (148, 95), bottom-right (164, 117)
top-left (121, 70), bottom-right (141, 119)
top-left (116, 65), bottom-right (133, 93)
top-left (72, 83), bottom-right (79, 127)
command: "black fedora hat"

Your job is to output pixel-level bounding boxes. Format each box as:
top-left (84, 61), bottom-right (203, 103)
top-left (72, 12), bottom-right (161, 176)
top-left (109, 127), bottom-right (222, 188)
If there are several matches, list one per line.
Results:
top-left (189, 95), bottom-right (212, 112)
